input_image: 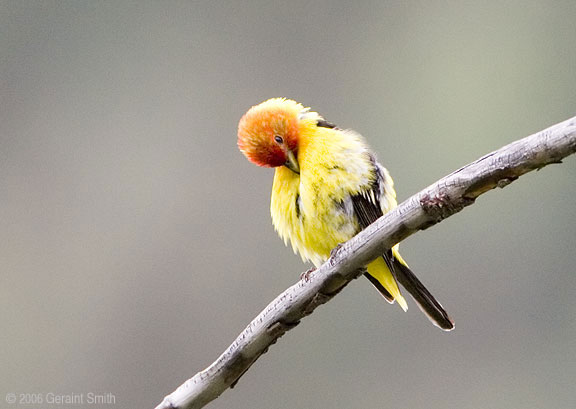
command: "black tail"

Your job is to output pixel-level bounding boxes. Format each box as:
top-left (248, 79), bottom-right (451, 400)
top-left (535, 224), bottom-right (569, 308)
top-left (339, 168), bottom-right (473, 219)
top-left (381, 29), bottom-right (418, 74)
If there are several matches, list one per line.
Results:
top-left (393, 258), bottom-right (455, 331)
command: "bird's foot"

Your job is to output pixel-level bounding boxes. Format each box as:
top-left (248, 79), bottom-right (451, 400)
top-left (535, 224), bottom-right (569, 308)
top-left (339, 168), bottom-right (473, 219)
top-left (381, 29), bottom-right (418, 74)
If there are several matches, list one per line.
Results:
top-left (300, 267), bottom-right (316, 282)
top-left (330, 243), bottom-right (344, 259)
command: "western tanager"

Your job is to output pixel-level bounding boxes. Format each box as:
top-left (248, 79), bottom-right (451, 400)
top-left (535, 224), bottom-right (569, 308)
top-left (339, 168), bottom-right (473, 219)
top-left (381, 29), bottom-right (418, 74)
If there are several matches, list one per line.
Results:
top-left (237, 98), bottom-right (454, 330)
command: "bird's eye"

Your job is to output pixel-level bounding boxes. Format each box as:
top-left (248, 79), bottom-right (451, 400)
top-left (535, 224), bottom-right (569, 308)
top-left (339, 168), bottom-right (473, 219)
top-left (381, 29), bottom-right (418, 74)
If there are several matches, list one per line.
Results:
top-left (274, 135), bottom-right (284, 144)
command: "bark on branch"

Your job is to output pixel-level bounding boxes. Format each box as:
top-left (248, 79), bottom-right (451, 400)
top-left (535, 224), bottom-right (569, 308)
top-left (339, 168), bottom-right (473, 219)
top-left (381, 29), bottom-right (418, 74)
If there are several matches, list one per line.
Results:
top-left (155, 115), bottom-right (576, 409)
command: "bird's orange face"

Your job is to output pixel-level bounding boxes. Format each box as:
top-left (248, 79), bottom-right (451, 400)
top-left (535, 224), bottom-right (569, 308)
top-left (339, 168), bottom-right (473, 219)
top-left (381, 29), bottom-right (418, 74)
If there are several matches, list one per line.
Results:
top-left (238, 98), bottom-right (303, 171)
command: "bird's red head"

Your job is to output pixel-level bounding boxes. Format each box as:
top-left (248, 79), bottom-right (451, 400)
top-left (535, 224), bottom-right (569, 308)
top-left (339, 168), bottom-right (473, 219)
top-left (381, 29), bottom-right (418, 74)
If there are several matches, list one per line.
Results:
top-left (238, 98), bottom-right (305, 171)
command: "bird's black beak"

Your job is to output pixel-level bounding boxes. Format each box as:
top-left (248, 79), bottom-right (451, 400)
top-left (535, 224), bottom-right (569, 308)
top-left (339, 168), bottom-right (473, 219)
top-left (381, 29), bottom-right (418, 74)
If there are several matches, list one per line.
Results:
top-left (284, 150), bottom-right (300, 174)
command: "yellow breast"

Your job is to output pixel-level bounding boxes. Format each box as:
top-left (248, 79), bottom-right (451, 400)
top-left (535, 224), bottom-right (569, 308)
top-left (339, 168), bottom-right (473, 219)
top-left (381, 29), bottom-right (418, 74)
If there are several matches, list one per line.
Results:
top-left (270, 126), bottom-right (378, 266)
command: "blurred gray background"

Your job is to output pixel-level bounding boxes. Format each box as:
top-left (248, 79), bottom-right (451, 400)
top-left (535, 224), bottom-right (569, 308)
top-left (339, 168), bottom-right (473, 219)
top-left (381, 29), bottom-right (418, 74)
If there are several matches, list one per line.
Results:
top-left (1, 1), bottom-right (575, 408)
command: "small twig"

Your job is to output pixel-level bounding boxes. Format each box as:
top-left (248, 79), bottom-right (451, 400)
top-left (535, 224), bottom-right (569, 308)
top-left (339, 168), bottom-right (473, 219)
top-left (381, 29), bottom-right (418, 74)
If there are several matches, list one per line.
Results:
top-left (155, 115), bottom-right (576, 409)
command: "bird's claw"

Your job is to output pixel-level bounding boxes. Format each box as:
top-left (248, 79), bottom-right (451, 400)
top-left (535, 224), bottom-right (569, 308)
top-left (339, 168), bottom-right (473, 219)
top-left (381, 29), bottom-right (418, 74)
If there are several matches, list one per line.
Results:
top-left (330, 243), bottom-right (344, 258)
top-left (300, 267), bottom-right (316, 282)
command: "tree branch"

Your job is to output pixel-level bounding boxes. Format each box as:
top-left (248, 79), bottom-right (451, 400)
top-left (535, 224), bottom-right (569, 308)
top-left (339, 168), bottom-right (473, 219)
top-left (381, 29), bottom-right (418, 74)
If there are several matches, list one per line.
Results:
top-left (155, 116), bottom-right (576, 409)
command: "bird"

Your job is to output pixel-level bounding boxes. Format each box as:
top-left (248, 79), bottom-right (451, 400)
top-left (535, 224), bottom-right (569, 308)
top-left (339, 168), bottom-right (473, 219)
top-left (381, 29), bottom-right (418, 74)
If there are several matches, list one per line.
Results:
top-left (237, 98), bottom-right (454, 331)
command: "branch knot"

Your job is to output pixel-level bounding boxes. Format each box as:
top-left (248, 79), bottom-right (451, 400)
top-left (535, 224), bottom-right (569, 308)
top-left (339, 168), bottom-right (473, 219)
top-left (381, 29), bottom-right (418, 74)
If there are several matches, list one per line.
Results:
top-left (419, 191), bottom-right (473, 225)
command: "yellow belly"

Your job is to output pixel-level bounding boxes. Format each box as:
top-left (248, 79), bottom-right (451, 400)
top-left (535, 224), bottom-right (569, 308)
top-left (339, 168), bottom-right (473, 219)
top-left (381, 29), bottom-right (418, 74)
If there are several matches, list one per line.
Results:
top-left (271, 166), bottom-right (361, 265)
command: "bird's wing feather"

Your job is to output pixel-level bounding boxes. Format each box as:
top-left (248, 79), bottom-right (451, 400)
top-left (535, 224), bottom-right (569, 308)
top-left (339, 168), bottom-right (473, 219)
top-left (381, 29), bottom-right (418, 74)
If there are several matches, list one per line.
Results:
top-left (350, 154), bottom-right (400, 303)
top-left (350, 155), bottom-right (454, 330)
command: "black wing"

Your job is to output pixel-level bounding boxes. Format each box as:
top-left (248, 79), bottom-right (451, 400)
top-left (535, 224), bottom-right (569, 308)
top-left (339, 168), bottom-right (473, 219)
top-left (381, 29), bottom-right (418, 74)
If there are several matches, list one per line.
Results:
top-left (351, 155), bottom-right (396, 302)
top-left (351, 156), bottom-right (454, 330)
